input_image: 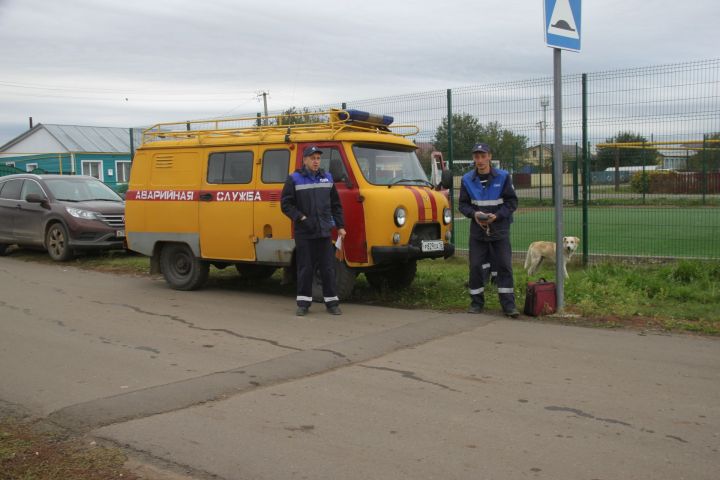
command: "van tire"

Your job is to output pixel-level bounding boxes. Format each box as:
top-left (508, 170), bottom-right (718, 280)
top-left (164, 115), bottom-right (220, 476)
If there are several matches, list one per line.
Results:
top-left (46, 223), bottom-right (74, 262)
top-left (312, 259), bottom-right (357, 302)
top-left (365, 260), bottom-right (417, 291)
top-left (0, 244), bottom-right (9, 256)
top-left (160, 243), bottom-right (209, 291)
top-left (235, 264), bottom-right (277, 280)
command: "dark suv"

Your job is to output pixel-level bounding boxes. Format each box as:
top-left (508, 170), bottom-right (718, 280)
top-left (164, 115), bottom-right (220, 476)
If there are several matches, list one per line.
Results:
top-left (0, 174), bottom-right (125, 261)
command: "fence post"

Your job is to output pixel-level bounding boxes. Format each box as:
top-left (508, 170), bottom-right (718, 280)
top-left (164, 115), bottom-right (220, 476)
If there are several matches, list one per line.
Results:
top-left (539, 141), bottom-right (544, 204)
top-left (614, 147), bottom-right (620, 191)
top-left (702, 134), bottom-right (707, 205)
top-left (447, 89), bottom-right (455, 244)
top-left (573, 143), bottom-right (579, 205)
top-left (581, 73), bottom-right (589, 266)
top-left (641, 140), bottom-right (646, 204)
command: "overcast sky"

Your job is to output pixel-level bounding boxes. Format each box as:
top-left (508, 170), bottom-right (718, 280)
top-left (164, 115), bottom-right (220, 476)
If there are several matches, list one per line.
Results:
top-left (0, 0), bottom-right (718, 145)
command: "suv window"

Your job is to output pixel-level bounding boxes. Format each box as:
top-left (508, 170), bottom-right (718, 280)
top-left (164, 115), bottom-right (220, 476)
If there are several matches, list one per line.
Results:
top-left (0, 179), bottom-right (23, 200)
top-left (20, 179), bottom-right (45, 200)
top-left (208, 151), bottom-right (253, 184)
top-left (261, 150), bottom-right (290, 183)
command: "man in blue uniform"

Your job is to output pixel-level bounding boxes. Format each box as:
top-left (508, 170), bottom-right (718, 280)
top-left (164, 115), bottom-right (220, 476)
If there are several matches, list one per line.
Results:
top-left (458, 143), bottom-right (520, 317)
top-left (281, 145), bottom-right (346, 316)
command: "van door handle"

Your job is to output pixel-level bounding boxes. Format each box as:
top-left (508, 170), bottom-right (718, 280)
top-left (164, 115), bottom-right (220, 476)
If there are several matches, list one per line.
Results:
top-left (199, 193), bottom-right (213, 201)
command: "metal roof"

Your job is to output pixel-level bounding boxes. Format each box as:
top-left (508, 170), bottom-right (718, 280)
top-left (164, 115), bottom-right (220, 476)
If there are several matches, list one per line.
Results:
top-left (0, 124), bottom-right (144, 153)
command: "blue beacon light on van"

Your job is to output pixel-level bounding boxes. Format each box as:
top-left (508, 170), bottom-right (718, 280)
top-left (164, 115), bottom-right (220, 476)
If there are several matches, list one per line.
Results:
top-left (339, 109), bottom-right (394, 126)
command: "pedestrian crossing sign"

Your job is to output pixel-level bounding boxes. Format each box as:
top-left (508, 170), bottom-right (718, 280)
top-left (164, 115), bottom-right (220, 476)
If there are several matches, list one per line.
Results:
top-left (544, 0), bottom-right (582, 52)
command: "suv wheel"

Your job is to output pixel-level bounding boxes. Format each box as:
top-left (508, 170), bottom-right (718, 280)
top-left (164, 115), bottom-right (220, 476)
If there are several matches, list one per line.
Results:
top-left (46, 223), bottom-right (74, 261)
top-left (160, 243), bottom-right (209, 290)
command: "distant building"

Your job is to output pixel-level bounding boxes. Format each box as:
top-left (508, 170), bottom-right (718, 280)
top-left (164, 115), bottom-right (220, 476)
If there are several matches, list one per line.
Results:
top-left (657, 149), bottom-right (693, 170)
top-left (0, 123), bottom-right (141, 190)
top-left (524, 143), bottom-right (580, 166)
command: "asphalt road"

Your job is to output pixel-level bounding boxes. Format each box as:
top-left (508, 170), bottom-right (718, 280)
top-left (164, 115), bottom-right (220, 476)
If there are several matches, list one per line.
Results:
top-left (1, 257), bottom-right (718, 480)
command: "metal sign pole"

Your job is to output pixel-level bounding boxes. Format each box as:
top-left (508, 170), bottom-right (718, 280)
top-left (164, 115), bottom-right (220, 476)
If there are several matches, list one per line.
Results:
top-left (553, 47), bottom-right (565, 310)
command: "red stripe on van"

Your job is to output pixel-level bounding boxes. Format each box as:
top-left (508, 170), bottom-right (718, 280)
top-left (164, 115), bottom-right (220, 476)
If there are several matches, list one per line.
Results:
top-left (405, 186), bottom-right (425, 222)
top-left (426, 189), bottom-right (438, 222)
top-left (125, 189), bottom-right (282, 202)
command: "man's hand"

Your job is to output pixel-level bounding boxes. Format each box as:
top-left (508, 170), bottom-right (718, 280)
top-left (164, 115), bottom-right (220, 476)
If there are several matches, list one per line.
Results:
top-left (337, 228), bottom-right (347, 238)
top-left (474, 211), bottom-right (497, 225)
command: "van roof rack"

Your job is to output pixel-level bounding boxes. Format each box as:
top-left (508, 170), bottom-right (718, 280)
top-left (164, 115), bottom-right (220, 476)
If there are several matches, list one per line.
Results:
top-left (142, 109), bottom-right (419, 144)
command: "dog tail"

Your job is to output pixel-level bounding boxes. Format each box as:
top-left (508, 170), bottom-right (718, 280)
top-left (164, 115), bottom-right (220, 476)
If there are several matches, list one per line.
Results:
top-left (523, 243), bottom-right (532, 270)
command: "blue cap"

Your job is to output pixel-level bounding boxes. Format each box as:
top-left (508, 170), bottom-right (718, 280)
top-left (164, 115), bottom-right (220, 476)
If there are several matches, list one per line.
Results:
top-left (471, 143), bottom-right (492, 154)
top-left (303, 145), bottom-right (323, 157)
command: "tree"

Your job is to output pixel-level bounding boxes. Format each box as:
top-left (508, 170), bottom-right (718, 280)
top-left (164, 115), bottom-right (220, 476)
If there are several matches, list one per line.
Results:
top-left (277, 107), bottom-right (325, 125)
top-left (595, 131), bottom-right (659, 171)
top-left (433, 115), bottom-right (528, 170)
top-left (433, 113), bottom-right (482, 163)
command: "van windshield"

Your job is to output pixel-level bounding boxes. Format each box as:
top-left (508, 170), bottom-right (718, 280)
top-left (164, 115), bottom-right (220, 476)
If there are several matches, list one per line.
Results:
top-left (352, 144), bottom-right (430, 187)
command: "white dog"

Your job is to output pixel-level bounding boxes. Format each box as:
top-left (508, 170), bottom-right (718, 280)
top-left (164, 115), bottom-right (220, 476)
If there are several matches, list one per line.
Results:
top-left (524, 236), bottom-right (580, 279)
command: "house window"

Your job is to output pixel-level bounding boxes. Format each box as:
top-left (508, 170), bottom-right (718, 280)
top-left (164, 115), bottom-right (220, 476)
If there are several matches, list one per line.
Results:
top-left (532, 151), bottom-right (537, 158)
top-left (116, 161), bottom-right (132, 183)
top-left (82, 160), bottom-right (103, 181)
top-left (26, 163), bottom-right (39, 172)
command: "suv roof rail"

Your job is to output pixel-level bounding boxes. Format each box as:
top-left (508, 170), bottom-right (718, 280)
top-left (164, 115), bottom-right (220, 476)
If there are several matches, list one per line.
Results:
top-left (142, 109), bottom-right (419, 145)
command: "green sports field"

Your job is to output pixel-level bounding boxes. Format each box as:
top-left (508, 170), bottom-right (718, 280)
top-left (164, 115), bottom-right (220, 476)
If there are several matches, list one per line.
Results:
top-left (451, 206), bottom-right (720, 258)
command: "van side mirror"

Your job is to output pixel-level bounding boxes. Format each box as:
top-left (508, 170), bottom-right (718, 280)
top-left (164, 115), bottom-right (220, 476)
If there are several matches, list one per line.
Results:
top-left (439, 169), bottom-right (453, 190)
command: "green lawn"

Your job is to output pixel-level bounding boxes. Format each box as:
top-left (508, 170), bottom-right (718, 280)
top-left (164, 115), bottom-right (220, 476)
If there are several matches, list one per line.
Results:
top-left (452, 206), bottom-right (720, 258)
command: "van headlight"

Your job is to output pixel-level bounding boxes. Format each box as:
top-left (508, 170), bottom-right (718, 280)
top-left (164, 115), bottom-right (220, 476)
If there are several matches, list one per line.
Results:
top-left (443, 207), bottom-right (452, 225)
top-left (66, 207), bottom-right (99, 220)
top-left (394, 207), bottom-right (406, 227)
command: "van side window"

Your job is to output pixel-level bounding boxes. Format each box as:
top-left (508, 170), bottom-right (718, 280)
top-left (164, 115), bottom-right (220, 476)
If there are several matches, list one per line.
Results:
top-left (208, 151), bottom-right (253, 184)
top-left (261, 150), bottom-right (290, 183)
top-left (319, 147), bottom-right (348, 182)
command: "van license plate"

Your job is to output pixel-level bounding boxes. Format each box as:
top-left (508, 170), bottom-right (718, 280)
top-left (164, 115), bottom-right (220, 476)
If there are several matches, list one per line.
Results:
top-left (116, 230), bottom-right (125, 238)
top-left (421, 240), bottom-right (444, 252)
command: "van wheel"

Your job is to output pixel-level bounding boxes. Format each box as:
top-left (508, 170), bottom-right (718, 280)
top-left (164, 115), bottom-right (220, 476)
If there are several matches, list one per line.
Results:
top-left (160, 243), bottom-right (209, 290)
top-left (0, 244), bottom-right (9, 256)
top-left (365, 260), bottom-right (417, 291)
top-left (235, 264), bottom-right (277, 280)
top-left (46, 223), bottom-right (74, 261)
top-left (312, 259), bottom-right (357, 302)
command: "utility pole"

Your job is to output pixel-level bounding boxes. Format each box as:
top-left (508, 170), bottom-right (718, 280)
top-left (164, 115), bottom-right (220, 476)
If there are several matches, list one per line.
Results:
top-left (257, 91), bottom-right (269, 125)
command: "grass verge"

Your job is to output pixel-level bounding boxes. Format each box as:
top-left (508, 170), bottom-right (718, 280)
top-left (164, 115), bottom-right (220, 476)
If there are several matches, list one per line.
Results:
top-left (0, 417), bottom-right (137, 480)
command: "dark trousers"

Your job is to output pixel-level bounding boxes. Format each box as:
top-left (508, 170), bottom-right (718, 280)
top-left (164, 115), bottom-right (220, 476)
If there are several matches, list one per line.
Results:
top-left (468, 236), bottom-right (516, 312)
top-left (295, 237), bottom-right (339, 308)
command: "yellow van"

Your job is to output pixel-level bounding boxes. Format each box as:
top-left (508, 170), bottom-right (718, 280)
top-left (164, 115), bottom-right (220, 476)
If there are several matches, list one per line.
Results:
top-left (125, 109), bottom-right (454, 298)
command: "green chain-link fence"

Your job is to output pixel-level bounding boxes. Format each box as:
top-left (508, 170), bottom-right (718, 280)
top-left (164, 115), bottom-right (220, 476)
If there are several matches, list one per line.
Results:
top-left (239, 59), bottom-right (720, 261)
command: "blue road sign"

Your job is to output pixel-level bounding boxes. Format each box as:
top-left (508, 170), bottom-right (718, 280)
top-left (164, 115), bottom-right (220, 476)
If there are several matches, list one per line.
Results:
top-left (544, 0), bottom-right (582, 51)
